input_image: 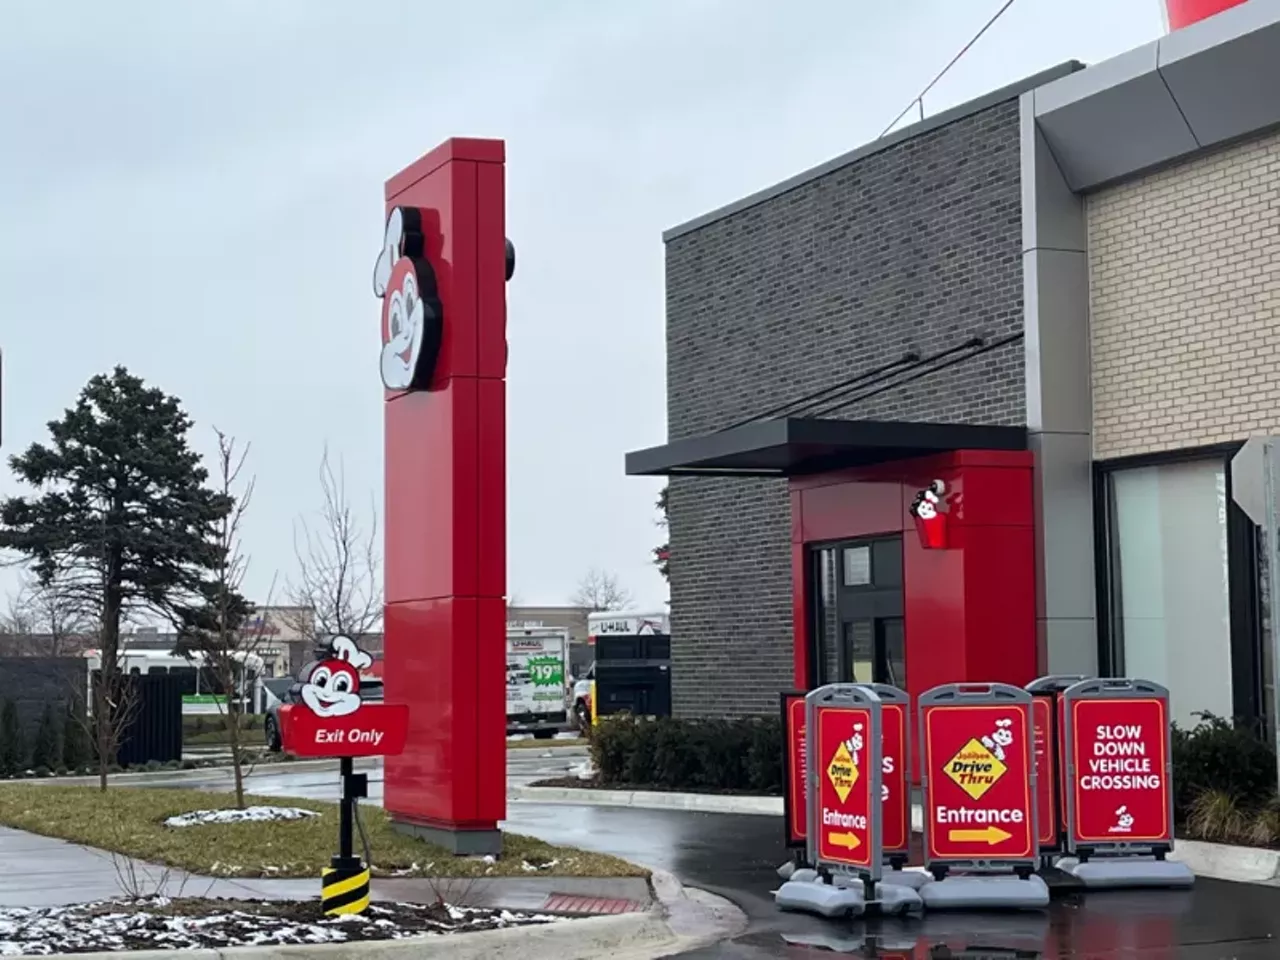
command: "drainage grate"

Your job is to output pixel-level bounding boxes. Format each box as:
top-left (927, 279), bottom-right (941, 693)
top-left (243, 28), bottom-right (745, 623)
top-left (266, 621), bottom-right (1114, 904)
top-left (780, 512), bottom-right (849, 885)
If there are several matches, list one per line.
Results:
top-left (541, 894), bottom-right (646, 915)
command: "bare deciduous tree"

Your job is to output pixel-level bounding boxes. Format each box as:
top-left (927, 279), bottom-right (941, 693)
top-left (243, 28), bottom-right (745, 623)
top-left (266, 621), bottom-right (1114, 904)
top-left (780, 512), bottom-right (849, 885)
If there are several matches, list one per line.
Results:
top-left (570, 568), bottom-right (632, 612)
top-left (1, 568), bottom-right (95, 657)
top-left (173, 430), bottom-right (276, 808)
top-left (285, 447), bottom-right (381, 647)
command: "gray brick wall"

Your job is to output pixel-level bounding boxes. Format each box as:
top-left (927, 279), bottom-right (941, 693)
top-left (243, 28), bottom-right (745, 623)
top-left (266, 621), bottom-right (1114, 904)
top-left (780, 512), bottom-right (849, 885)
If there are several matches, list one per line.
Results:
top-left (665, 98), bottom-right (1026, 719)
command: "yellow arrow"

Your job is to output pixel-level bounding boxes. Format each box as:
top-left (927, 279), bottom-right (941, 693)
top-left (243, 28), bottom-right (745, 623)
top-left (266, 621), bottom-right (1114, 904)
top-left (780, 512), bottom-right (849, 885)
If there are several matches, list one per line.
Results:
top-left (948, 826), bottom-right (1012, 844)
top-left (828, 831), bottom-right (862, 851)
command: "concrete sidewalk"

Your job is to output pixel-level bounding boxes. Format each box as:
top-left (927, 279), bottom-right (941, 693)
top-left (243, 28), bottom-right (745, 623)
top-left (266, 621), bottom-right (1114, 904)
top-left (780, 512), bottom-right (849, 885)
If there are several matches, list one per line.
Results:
top-left (0, 826), bottom-right (652, 915)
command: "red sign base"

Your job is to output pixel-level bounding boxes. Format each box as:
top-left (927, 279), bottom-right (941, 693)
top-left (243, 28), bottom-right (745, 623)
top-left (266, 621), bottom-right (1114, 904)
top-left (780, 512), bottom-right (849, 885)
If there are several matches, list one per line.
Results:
top-left (279, 704), bottom-right (410, 758)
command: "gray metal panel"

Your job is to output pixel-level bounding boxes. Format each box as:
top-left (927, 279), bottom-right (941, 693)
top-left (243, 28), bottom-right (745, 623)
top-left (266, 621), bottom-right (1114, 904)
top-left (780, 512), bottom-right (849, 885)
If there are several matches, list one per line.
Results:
top-left (917, 683), bottom-right (1037, 872)
top-left (1029, 431), bottom-right (1096, 622)
top-left (854, 683), bottom-right (912, 859)
top-left (1159, 0), bottom-right (1280, 150)
top-left (1061, 678), bottom-right (1174, 858)
top-left (1039, 618), bottom-right (1100, 678)
top-left (1019, 93), bottom-right (1086, 255)
top-left (663, 62), bottom-right (1086, 241)
top-left (1024, 251), bottom-right (1090, 435)
top-left (1034, 43), bottom-right (1199, 192)
top-left (805, 684), bottom-right (883, 882)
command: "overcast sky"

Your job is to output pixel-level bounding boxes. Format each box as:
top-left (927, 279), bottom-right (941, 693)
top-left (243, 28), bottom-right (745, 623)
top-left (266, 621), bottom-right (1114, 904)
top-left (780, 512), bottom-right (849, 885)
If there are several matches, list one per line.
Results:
top-left (0, 0), bottom-right (1161, 613)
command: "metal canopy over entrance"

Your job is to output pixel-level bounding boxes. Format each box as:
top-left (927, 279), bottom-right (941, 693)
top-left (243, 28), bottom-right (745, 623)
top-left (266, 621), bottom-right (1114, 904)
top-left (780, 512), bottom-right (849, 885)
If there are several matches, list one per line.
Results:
top-left (624, 417), bottom-right (1027, 478)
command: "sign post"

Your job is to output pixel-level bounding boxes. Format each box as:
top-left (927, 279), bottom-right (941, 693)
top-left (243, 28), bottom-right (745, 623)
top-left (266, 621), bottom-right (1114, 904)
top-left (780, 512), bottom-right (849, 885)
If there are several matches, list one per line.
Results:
top-left (781, 690), bottom-right (809, 856)
top-left (806, 684), bottom-right (883, 892)
top-left (854, 683), bottom-right (911, 869)
top-left (1026, 675), bottom-right (1089, 865)
top-left (1062, 678), bottom-right (1174, 861)
top-left (279, 636), bottom-right (410, 915)
top-left (919, 683), bottom-right (1037, 881)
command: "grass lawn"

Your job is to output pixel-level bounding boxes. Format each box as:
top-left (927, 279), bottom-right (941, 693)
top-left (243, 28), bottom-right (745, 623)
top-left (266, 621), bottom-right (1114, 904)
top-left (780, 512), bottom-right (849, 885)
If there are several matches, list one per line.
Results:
top-left (0, 784), bottom-right (645, 881)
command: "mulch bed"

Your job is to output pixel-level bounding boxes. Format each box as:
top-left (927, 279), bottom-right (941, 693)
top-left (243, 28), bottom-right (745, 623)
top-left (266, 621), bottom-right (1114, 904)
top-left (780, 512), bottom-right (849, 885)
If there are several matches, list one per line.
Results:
top-left (0, 897), bottom-right (555, 955)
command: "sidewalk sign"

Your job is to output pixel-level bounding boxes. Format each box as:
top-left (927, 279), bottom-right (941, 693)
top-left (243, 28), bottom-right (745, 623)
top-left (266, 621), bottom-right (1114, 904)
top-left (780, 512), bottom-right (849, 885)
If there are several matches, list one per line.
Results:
top-left (1062, 678), bottom-right (1173, 858)
top-left (854, 683), bottom-right (912, 867)
top-left (1026, 675), bottom-right (1089, 860)
top-left (806, 684), bottom-right (883, 886)
top-left (278, 635), bottom-right (409, 917)
top-left (781, 690), bottom-right (808, 850)
top-left (919, 683), bottom-right (1037, 880)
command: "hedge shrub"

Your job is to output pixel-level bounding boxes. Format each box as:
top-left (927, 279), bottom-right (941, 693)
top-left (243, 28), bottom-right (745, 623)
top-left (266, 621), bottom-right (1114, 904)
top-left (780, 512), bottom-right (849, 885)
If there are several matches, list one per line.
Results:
top-left (1172, 712), bottom-right (1276, 820)
top-left (590, 715), bottom-right (783, 794)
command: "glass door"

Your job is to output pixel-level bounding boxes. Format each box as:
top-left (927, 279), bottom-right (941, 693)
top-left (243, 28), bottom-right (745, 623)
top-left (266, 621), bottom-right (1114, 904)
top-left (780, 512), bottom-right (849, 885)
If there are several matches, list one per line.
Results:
top-left (808, 536), bottom-right (905, 688)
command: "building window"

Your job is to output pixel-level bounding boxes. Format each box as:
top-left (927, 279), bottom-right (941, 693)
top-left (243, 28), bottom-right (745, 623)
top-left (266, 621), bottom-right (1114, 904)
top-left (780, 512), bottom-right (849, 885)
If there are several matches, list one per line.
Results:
top-left (842, 546), bottom-right (872, 586)
top-left (1102, 457), bottom-right (1232, 727)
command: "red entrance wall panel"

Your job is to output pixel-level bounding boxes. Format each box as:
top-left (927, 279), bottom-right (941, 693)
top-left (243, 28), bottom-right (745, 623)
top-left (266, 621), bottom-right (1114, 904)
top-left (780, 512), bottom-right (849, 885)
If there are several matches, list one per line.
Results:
top-left (790, 449), bottom-right (1037, 705)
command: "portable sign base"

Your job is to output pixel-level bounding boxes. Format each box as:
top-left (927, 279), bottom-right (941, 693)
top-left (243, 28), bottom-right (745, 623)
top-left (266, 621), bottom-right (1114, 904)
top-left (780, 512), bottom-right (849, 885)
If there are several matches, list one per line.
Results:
top-left (1061, 678), bottom-right (1194, 891)
top-left (918, 683), bottom-right (1047, 910)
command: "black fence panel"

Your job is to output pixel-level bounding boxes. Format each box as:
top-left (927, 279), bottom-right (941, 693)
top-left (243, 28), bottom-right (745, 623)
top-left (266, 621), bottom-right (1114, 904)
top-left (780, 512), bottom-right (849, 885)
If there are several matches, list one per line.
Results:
top-left (93, 672), bottom-right (183, 767)
top-left (594, 634), bottom-right (672, 719)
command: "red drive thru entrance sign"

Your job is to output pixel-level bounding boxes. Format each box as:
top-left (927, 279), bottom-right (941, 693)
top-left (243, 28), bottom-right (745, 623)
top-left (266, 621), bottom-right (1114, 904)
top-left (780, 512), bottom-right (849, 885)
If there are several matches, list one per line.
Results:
top-left (781, 691), bottom-right (808, 848)
top-left (1063, 678), bottom-right (1173, 853)
top-left (1026, 675), bottom-right (1088, 855)
top-left (856, 683), bottom-right (911, 863)
top-left (806, 685), bottom-right (882, 881)
top-left (920, 683), bottom-right (1036, 875)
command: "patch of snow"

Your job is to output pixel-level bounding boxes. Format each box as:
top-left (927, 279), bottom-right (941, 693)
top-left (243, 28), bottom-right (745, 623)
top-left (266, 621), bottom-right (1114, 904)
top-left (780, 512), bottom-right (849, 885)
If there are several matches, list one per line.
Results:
top-left (570, 758), bottom-right (596, 781)
top-left (165, 806), bottom-right (320, 828)
top-left (0, 896), bottom-right (555, 955)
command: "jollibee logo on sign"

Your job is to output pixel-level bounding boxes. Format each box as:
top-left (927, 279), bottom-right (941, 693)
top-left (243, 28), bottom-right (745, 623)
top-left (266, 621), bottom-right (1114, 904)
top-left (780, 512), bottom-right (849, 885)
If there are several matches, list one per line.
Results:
top-left (923, 702), bottom-right (1034, 861)
top-left (373, 206), bottom-right (444, 392)
top-left (1070, 697), bottom-right (1170, 844)
top-left (279, 636), bottom-right (409, 758)
top-left (879, 702), bottom-right (908, 853)
top-left (816, 707), bottom-right (874, 867)
top-left (909, 480), bottom-right (951, 549)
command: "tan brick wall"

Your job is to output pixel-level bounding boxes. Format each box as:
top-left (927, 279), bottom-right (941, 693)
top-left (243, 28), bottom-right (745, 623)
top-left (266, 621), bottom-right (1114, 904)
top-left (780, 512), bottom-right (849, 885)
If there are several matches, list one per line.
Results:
top-left (1088, 129), bottom-right (1280, 460)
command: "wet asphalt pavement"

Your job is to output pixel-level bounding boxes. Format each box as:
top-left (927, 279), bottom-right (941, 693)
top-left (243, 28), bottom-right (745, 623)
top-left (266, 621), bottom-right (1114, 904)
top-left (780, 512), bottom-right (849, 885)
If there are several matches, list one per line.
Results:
top-left (142, 760), bottom-right (1280, 957)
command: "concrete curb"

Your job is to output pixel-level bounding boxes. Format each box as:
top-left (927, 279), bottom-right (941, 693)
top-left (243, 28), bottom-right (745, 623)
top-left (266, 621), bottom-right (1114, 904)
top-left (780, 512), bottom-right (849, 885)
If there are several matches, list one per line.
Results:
top-left (38, 864), bottom-right (744, 959)
top-left (46, 912), bottom-right (677, 960)
top-left (1169, 838), bottom-right (1280, 885)
top-left (509, 785), bottom-right (783, 816)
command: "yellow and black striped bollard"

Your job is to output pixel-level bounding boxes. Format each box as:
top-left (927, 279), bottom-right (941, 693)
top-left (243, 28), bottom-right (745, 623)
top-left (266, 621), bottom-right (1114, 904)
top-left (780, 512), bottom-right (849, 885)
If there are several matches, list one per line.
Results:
top-left (321, 864), bottom-right (371, 916)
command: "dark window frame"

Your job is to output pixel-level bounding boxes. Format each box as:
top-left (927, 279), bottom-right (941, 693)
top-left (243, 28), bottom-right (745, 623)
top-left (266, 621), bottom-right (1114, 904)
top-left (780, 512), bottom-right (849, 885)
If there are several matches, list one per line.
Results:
top-left (1093, 441), bottom-right (1261, 725)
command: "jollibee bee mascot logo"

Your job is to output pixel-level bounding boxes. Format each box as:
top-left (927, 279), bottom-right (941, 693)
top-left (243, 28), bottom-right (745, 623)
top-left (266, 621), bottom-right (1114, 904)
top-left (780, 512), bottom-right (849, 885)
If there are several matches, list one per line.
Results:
top-left (298, 635), bottom-right (375, 719)
top-left (373, 206), bottom-right (443, 392)
top-left (909, 479), bottom-right (951, 549)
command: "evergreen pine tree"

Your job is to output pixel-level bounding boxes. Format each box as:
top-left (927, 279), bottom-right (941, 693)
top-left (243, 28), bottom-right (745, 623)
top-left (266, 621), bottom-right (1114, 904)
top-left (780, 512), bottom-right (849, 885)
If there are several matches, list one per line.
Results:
top-left (0, 366), bottom-right (232, 789)
top-left (31, 703), bottom-right (61, 772)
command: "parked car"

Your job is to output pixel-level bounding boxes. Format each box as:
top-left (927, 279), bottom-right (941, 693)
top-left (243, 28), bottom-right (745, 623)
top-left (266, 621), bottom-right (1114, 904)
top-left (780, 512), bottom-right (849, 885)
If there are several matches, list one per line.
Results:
top-left (264, 676), bottom-right (384, 752)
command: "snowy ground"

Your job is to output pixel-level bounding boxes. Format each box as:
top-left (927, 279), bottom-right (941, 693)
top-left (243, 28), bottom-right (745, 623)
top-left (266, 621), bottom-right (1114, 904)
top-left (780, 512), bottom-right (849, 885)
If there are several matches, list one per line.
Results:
top-left (0, 897), bottom-right (557, 955)
top-left (164, 806), bottom-right (319, 828)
